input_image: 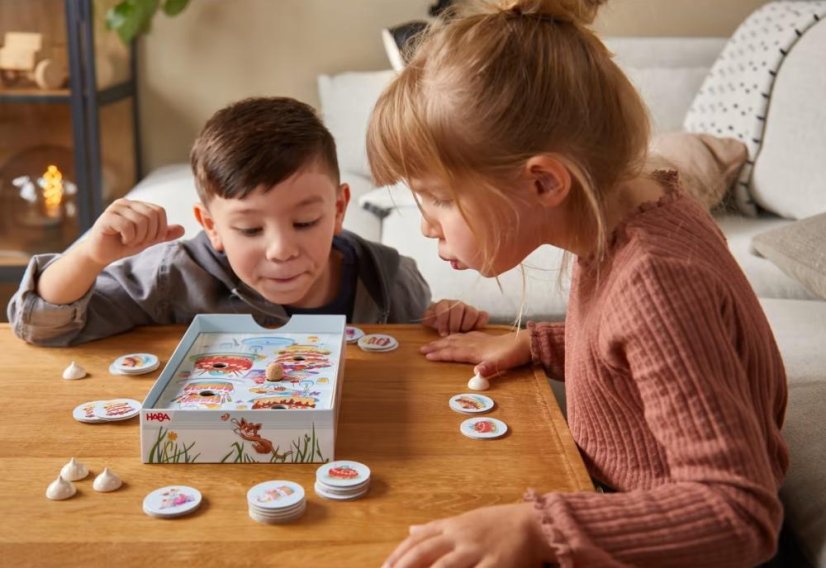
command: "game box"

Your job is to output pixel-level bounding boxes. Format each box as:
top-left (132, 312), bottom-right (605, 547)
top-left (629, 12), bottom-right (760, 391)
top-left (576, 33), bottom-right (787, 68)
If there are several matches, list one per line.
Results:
top-left (140, 314), bottom-right (346, 464)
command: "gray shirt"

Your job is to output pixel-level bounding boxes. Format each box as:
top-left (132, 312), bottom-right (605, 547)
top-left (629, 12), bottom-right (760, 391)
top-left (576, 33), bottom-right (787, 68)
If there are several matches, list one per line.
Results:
top-left (7, 230), bottom-right (431, 346)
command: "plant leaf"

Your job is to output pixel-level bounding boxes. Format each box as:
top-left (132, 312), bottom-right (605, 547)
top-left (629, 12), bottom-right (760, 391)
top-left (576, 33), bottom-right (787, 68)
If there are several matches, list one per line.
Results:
top-left (105, 0), bottom-right (159, 44)
top-left (162, 0), bottom-right (190, 17)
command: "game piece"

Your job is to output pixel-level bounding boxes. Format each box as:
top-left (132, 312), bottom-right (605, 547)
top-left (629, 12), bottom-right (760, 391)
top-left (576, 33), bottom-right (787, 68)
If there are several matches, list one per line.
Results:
top-left (46, 475), bottom-right (76, 500)
top-left (357, 333), bottom-right (399, 352)
top-left (314, 460), bottom-right (371, 500)
top-left (247, 480), bottom-right (306, 524)
top-left (449, 393), bottom-right (495, 414)
top-left (93, 398), bottom-right (141, 421)
top-left (60, 457), bottom-right (89, 481)
top-left (345, 326), bottom-right (365, 344)
top-left (93, 468), bottom-right (122, 492)
top-left (467, 373), bottom-right (490, 391)
top-left (143, 486), bottom-right (202, 519)
top-left (72, 400), bottom-right (108, 424)
top-left (109, 353), bottom-right (160, 376)
top-left (460, 417), bottom-right (509, 440)
top-left (62, 361), bottom-right (87, 380)
top-left (265, 361), bottom-right (283, 382)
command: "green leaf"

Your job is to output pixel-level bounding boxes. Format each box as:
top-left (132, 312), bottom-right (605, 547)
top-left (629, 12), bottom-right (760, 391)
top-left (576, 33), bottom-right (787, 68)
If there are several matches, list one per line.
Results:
top-left (105, 0), bottom-right (160, 44)
top-left (162, 0), bottom-right (190, 17)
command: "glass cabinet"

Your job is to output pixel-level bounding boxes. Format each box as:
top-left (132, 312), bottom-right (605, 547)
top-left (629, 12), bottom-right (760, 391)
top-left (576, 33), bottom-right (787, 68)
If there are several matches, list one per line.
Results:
top-left (0, 0), bottom-right (141, 285)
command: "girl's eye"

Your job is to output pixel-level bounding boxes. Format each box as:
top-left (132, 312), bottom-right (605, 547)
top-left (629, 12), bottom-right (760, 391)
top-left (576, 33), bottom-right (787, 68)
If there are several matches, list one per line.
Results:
top-left (431, 197), bottom-right (453, 208)
top-left (294, 219), bottom-right (320, 229)
top-left (235, 227), bottom-right (262, 236)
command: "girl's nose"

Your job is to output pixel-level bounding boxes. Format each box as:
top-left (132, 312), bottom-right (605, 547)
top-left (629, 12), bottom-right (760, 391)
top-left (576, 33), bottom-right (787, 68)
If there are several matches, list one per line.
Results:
top-left (420, 216), bottom-right (442, 239)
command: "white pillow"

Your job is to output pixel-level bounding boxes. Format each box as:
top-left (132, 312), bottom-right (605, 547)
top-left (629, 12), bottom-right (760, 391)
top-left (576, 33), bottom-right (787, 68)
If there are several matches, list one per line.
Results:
top-left (317, 70), bottom-right (397, 180)
top-left (750, 19), bottom-right (826, 219)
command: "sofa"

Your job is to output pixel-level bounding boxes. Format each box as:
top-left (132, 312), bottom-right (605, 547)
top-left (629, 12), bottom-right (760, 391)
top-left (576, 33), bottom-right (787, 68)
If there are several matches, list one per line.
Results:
top-left (122, 28), bottom-right (825, 566)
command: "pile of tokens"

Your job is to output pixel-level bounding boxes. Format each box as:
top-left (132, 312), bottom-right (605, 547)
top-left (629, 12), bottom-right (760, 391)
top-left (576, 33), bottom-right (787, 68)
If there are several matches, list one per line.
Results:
top-left (357, 333), bottom-right (399, 353)
top-left (247, 480), bottom-right (306, 524)
top-left (72, 398), bottom-right (141, 423)
top-left (109, 353), bottom-right (160, 376)
top-left (314, 460), bottom-right (372, 500)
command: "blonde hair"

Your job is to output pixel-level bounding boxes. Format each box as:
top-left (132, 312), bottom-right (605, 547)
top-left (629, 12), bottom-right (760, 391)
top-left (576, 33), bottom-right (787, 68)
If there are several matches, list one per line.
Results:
top-left (367, 0), bottom-right (651, 267)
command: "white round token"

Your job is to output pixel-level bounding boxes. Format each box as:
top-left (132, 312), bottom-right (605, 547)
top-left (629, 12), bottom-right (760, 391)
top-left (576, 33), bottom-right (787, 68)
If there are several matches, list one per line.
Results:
top-left (72, 400), bottom-right (108, 423)
top-left (314, 481), bottom-right (369, 501)
top-left (449, 394), bottom-right (495, 414)
top-left (247, 480), bottom-right (305, 510)
top-left (111, 353), bottom-right (159, 375)
top-left (316, 461), bottom-right (371, 488)
top-left (345, 326), bottom-right (365, 344)
top-left (357, 333), bottom-right (398, 352)
top-left (143, 486), bottom-right (202, 518)
top-left (460, 417), bottom-right (509, 440)
top-left (93, 398), bottom-right (141, 421)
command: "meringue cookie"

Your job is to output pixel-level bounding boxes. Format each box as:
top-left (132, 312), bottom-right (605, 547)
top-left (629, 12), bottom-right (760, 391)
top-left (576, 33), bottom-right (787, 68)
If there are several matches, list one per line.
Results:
top-left (467, 373), bottom-right (490, 391)
top-left (62, 361), bottom-right (87, 380)
top-left (60, 457), bottom-right (89, 481)
top-left (46, 475), bottom-right (77, 500)
top-left (93, 468), bottom-right (122, 492)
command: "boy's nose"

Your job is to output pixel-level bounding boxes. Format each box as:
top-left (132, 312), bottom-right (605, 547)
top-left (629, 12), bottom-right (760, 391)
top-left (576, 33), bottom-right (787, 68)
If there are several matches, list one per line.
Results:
top-left (265, 235), bottom-right (299, 261)
top-left (420, 216), bottom-right (442, 239)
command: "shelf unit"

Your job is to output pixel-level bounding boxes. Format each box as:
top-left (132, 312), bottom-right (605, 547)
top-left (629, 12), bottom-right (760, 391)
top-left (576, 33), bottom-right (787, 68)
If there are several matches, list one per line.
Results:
top-left (0, 0), bottom-right (141, 283)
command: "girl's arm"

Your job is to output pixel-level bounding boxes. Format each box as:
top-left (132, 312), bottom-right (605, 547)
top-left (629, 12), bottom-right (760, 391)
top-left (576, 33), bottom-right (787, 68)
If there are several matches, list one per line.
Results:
top-left (528, 321), bottom-right (566, 381)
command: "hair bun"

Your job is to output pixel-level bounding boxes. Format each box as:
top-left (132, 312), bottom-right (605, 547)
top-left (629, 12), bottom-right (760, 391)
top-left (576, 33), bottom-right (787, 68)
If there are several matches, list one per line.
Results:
top-left (499, 0), bottom-right (606, 26)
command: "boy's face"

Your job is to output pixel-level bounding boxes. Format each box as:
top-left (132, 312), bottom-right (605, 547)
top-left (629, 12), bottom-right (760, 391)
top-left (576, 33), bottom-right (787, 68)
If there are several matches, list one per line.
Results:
top-left (195, 162), bottom-right (350, 308)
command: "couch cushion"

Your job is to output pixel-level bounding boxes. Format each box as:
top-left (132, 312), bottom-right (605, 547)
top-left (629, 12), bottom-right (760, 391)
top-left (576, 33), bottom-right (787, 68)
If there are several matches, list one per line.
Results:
top-left (716, 214), bottom-right (818, 301)
top-left (751, 18), bottom-right (826, 220)
top-left (753, 213), bottom-right (826, 300)
top-left (760, 298), bottom-right (826, 567)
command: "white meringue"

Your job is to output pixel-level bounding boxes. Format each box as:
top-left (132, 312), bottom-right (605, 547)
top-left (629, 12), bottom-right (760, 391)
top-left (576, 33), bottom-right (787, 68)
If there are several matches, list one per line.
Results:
top-left (46, 475), bottom-right (77, 500)
top-left (62, 361), bottom-right (87, 380)
top-left (93, 468), bottom-right (122, 492)
top-left (467, 374), bottom-right (490, 391)
top-left (60, 457), bottom-right (89, 481)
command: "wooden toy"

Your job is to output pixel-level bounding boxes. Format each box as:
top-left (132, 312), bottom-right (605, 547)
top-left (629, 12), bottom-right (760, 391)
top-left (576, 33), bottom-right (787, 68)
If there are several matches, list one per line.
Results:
top-left (0, 31), bottom-right (67, 90)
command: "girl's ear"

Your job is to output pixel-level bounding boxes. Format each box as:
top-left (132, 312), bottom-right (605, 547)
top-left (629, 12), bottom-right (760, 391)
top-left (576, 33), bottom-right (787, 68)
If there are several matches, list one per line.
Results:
top-left (525, 155), bottom-right (572, 208)
top-left (193, 203), bottom-right (223, 251)
top-left (333, 183), bottom-right (351, 234)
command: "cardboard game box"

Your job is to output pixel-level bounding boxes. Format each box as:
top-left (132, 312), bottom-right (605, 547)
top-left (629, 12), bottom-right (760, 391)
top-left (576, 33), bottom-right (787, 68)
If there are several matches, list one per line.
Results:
top-left (140, 314), bottom-right (346, 464)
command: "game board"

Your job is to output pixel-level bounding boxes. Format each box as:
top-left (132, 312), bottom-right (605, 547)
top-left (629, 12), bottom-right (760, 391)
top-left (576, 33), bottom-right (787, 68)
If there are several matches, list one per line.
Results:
top-left (140, 314), bottom-right (346, 464)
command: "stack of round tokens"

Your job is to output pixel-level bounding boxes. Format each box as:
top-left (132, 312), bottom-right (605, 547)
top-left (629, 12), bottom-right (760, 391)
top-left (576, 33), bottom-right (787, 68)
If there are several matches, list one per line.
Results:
top-left (357, 333), bottom-right (398, 353)
top-left (314, 460), bottom-right (371, 500)
top-left (72, 398), bottom-right (141, 423)
top-left (247, 480), bottom-right (306, 524)
top-left (143, 485), bottom-right (202, 519)
top-left (345, 326), bottom-right (365, 344)
top-left (109, 353), bottom-right (160, 376)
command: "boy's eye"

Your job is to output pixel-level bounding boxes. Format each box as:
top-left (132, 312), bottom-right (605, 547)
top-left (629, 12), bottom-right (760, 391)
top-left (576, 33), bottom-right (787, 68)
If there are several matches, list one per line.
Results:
top-left (235, 227), bottom-right (262, 236)
top-left (294, 219), bottom-right (320, 229)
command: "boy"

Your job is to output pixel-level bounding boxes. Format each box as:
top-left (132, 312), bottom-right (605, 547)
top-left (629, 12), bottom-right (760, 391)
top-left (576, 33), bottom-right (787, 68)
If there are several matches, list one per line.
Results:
top-left (7, 97), bottom-right (486, 346)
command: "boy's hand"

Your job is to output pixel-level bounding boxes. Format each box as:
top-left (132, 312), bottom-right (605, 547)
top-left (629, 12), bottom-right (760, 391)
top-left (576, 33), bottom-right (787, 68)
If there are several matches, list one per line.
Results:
top-left (420, 330), bottom-right (532, 378)
top-left (422, 300), bottom-right (489, 336)
top-left (82, 199), bottom-right (185, 266)
top-left (382, 503), bottom-right (554, 568)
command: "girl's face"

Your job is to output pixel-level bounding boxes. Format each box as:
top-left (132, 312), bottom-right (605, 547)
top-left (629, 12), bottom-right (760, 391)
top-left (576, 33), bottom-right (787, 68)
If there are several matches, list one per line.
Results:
top-left (410, 176), bottom-right (541, 278)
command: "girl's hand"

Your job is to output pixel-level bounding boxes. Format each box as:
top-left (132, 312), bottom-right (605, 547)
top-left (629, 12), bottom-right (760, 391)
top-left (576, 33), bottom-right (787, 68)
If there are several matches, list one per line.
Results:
top-left (422, 300), bottom-right (489, 336)
top-left (382, 503), bottom-right (553, 568)
top-left (83, 199), bottom-right (185, 267)
top-left (420, 330), bottom-right (532, 377)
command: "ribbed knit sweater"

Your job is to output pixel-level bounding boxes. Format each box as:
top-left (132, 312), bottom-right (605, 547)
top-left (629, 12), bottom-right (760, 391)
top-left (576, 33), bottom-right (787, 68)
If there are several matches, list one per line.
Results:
top-left (526, 172), bottom-right (788, 567)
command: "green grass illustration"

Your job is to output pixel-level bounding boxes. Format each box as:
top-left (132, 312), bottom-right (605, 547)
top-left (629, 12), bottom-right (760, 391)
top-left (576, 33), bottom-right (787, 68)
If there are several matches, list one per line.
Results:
top-left (147, 427), bottom-right (200, 463)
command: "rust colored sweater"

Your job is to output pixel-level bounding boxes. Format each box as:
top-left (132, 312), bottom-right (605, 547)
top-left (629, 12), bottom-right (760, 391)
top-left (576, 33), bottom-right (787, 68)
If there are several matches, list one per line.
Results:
top-left (526, 173), bottom-right (788, 567)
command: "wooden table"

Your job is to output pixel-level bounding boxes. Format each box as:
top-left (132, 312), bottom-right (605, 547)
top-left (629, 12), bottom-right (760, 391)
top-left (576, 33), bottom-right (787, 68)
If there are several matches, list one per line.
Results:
top-left (0, 324), bottom-right (592, 567)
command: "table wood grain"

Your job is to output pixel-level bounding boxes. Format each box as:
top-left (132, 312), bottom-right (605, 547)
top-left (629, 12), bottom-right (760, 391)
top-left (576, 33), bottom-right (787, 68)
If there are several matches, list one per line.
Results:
top-left (0, 324), bottom-right (592, 567)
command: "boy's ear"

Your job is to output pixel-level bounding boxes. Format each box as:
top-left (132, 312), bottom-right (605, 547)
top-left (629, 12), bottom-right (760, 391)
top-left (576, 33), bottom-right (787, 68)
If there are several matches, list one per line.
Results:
top-left (193, 203), bottom-right (224, 251)
top-left (333, 183), bottom-right (351, 234)
top-left (525, 155), bottom-right (572, 208)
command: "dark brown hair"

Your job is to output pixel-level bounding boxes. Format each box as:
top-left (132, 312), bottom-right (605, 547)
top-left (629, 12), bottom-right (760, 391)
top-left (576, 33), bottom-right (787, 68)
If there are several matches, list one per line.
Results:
top-left (190, 97), bottom-right (339, 203)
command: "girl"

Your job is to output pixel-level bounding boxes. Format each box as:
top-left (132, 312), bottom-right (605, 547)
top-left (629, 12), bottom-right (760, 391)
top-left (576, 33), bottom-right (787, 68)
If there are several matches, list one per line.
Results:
top-left (367, 1), bottom-right (788, 567)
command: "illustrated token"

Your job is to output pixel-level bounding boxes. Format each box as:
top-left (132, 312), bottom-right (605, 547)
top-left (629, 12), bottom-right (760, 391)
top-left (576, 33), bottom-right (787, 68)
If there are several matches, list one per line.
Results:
top-left (357, 333), bottom-right (398, 352)
top-left (345, 326), bottom-right (365, 344)
top-left (316, 461), bottom-right (371, 488)
top-left (247, 480), bottom-right (305, 511)
top-left (449, 393), bottom-right (495, 414)
top-left (460, 417), bottom-right (509, 440)
top-left (110, 353), bottom-right (160, 375)
top-left (93, 398), bottom-right (141, 421)
top-left (143, 486), bottom-right (202, 518)
top-left (72, 400), bottom-right (108, 423)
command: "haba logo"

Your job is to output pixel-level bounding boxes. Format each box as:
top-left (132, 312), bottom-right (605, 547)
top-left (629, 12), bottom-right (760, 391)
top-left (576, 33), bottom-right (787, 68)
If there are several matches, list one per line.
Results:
top-left (145, 412), bottom-right (171, 422)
